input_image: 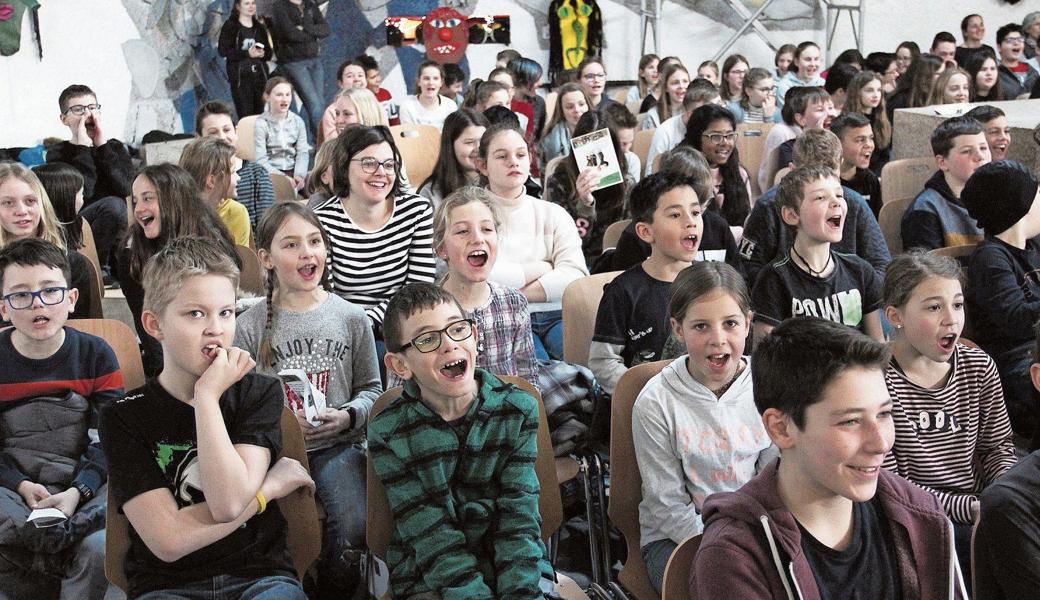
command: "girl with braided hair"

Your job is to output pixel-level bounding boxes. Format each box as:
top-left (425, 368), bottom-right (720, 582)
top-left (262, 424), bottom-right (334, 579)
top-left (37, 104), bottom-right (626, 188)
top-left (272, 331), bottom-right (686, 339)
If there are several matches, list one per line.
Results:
top-left (233, 202), bottom-right (381, 598)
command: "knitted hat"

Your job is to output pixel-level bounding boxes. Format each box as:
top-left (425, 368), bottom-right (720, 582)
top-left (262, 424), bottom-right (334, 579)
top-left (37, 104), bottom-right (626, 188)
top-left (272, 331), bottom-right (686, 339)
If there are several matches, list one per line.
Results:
top-left (962, 160), bottom-right (1039, 235)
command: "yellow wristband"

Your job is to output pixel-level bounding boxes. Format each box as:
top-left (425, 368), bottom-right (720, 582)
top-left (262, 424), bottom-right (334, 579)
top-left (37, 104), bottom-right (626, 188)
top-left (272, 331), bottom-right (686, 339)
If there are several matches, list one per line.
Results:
top-left (255, 490), bottom-right (267, 515)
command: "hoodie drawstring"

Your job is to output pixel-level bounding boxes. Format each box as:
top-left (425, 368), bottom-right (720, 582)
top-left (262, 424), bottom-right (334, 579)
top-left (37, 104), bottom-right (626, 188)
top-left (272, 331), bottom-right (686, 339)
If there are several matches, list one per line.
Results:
top-left (760, 515), bottom-right (797, 600)
top-left (947, 518), bottom-right (968, 599)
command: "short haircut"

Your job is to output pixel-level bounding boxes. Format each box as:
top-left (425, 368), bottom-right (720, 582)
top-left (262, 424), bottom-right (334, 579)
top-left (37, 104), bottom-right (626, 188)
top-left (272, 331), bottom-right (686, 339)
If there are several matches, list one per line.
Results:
top-left (776, 164), bottom-right (838, 216)
top-left (930, 115), bottom-right (984, 157)
top-left (829, 111), bottom-right (872, 140)
top-left (337, 59), bottom-right (361, 82)
top-left (792, 128), bottom-right (842, 170)
top-left (508, 57), bottom-right (543, 89)
top-left (142, 236), bottom-right (240, 318)
top-left (0, 238), bottom-right (71, 292)
top-left (683, 78), bottom-right (720, 111)
top-left (329, 126), bottom-right (403, 199)
top-left (824, 63), bottom-right (858, 95)
top-left (781, 86), bottom-right (829, 126)
top-left (355, 54), bottom-right (379, 73)
top-left (603, 102), bottom-right (637, 130)
top-left (194, 100), bottom-right (235, 134)
top-left (668, 261), bottom-right (750, 322)
top-left (58, 84), bottom-right (96, 113)
top-left (628, 171), bottom-right (699, 225)
top-left (882, 249), bottom-right (963, 308)
top-left (997, 23), bottom-right (1023, 46)
top-left (482, 105), bottom-right (520, 128)
top-left (657, 146), bottom-right (712, 203)
top-left (443, 63), bottom-right (466, 86)
top-left (384, 282), bottom-right (465, 352)
top-left (497, 49), bottom-right (522, 64)
top-left (752, 316), bottom-right (891, 427)
top-left (964, 104), bottom-right (1006, 125)
top-left (931, 31), bottom-right (957, 50)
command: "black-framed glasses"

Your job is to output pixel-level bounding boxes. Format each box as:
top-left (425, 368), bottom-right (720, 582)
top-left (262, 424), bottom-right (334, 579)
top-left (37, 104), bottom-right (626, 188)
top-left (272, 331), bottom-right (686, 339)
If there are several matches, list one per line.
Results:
top-left (351, 157), bottom-right (397, 174)
top-left (702, 132), bottom-right (737, 144)
top-left (3, 287), bottom-right (68, 310)
top-left (582, 73), bottom-right (606, 81)
top-left (63, 104), bottom-right (101, 116)
top-left (398, 319), bottom-right (475, 353)
top-left (754, 86), bottom-right (776, 93)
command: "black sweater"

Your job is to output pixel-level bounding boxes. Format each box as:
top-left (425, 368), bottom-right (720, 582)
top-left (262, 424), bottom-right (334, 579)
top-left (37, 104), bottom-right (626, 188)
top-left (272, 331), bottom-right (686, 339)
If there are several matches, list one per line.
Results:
top-left (270, 0), bottom-right (330, 63)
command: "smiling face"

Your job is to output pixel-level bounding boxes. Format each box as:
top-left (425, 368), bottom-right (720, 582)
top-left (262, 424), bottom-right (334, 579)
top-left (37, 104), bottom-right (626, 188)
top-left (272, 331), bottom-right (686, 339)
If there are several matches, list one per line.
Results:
top-left (859, 78), bottom-right (883, 110)
top-left (439, 201), bottom-right (498, 284)
top-left (267, 82), bottom-right (293, 116)
top-left (1000, 31), bottom-right (1025, 64)
top-left (840, 125), bottom-right (875, 171)
top-left (895, 47), bottom-right (913, 74)
top-left (0, 263), bottom-right (77, 347)
top-left (795, 99), bottom-right (829, 130)
top-left (782, 175), bottom-right (847, 244)
top-left (636, 185), bottom-right (703, 263)
top-left (478, 129), bottom-right (530, 196)
top-left (334, 95), bottom-right (359, 133)
top-left (145, 274), bottom-right (237, 382)
top-left (365, 68), bottom-right (382, 93)
top-left (700, 118), bottom-right (736, 167)
top-left (943, 73), bottom-right (970, 104)
top-left (386, 300), bottom-right (478, 402)
top-left (667, 69), bottom-right (691, 106)
top-left (339, 64), bottom-right (366, 90)
top-left (981, 116), bottom-right (1011, 161)
top-left (347, 142), bottom-right (396, 204)
top-left (236, 0), bottom-right (256, 17)
top-left (938, 132), bottom-right (990, 187)
top-left (673, 288), bottom-right (750, 391)
top-left (453, 125), bottom-right (486, 176)
top-left (796, 45), bottom-right (821, 81)
top-left (131, 175), bottom-right (162, 239)
top-left (781, 366), bottom-right (894, 504)
top-left (199, 113), bottom-right (238, 146)
top-left (887, 275), bottom-right (963, 363)
top-left (964, 16), bottom-right (985, 43)
top-left (259, 214), bottom-right (326, 298)
top-left (561, 91), bottom-right (589, 127)
top-left (418, 66), bottom-right (443, 99)
top-left (0, 178), bottom-right (42, 241)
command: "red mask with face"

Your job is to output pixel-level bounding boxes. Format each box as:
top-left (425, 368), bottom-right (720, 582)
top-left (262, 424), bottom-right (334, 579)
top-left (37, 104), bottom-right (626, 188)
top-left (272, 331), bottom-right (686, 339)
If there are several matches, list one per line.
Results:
top-left (422, 7), bottom-right (468, 64)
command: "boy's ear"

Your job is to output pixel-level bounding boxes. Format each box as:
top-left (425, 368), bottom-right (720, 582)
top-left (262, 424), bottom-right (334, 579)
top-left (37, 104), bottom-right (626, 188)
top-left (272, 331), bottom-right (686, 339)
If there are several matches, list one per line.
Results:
top-left (634, 220), bottom-right (655, 244)
top-left (761, 407), bottom-right (797, 450)
top-left (1030, 363), bottom-right (1040, 394)
top-left (779, 204), bottom-right (800, 227)
top-left (65, 287), bottom-right (79, 314)
top-left (384, 350), bottom-right (413, 382)
top-left (141, 309), bottom-right (164, 341)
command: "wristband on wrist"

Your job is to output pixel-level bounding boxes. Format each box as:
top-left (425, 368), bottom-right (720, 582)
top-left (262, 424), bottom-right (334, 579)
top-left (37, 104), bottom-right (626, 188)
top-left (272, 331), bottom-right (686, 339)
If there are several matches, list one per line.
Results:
top-left (255, 490), bottom-right (267, 515)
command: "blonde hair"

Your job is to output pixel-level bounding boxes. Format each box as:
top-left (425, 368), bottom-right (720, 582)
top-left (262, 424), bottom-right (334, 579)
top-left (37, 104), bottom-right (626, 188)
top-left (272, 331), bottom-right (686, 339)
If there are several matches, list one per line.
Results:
top-left (306, 140), bottom-right (337, 197)
top-left (792, 128), bottom-right (842, 171)
top-left (929, 67), bottom-right (971, 106)
top-left (339, 87), bottom-right (388, 127)
top-left (0, 162), bottom-right (66, 250)
top-left (142, 236), bottom-right (240, 318)
top-left (179, 137), bottom-right (236, 203)
top-left (432, 186), bottom-right (501, 250)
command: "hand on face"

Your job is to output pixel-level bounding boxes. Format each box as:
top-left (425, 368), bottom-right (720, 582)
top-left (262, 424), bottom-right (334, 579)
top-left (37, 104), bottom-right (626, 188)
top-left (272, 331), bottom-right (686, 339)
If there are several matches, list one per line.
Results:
top-left (194, 346), bottom-right (256, 403)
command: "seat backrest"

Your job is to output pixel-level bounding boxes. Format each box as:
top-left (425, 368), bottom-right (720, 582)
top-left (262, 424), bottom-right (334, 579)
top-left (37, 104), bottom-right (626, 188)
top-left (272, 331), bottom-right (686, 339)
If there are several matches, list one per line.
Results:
top-left (626, 100), bottom-right (644, 118)
top-left (269, 172), bottom-right (297, 203)
top-left (234, 245), bottom-right (266, 296)
top-left (631, 130), bottom-right (656, 177)
top-left (562, 271), bottom-right (623, 367)
top-left (235, 115), bottom-right (258, 162)
top-left (611, 88), bottom-right (629, 104)
top-left (662, 534), bottom-right (703, 600)
top-left (929, 243), bottom-right (977, 260)
top-left (105, 406), bottom-right (319, 591)
top-left (366, 375), bottom-right (560, 561)
top-left (609, 361), bottom-right (670, 600)
top-left (602, 219), bottom-right (632, 251)
top-left (880, 156), bottom-right (934, 205)
top-left (389, 124), bottom-right (441, 189)
top-left (80, 220), bottom-right (102, 282)
top-left (68, 318), bottom-right (145, 390)
top-left (736, 123), bottom-right (773, 197)
top-left (773, 166), bottom-right (791, 187)
top-left (878, 196), bottom-right (913, 255)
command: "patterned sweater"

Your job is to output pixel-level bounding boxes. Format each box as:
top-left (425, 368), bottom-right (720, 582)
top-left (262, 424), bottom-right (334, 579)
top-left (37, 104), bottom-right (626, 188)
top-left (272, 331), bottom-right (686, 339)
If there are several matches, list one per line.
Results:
top-left (369, 370), bottom-right (552, 600)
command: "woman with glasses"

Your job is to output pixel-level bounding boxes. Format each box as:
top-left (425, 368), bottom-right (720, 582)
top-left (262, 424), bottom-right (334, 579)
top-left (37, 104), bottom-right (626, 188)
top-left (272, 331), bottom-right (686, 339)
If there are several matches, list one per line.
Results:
top-left (312, 126), bottom-right (436, 351)
top-left (720, 54), bottom-right (750, 104)
top-left (894, 41), bottom-right (920, 77)
top-left (577, 57), bottom-right (614, 110)
top-left (728, 67), bottom-right (781, 124)
top-left (681, 105), bottom-right (751, 233)
top-left (865, 52), bottom-right (900, 95)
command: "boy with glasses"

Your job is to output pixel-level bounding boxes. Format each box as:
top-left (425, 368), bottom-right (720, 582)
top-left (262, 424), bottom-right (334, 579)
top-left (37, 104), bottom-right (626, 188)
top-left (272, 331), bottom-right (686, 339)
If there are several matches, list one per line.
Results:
top-left (0, 238), bottom-right (124, 599)
top-left (373, 282), bottom-right (552, 600)
top-left (47, 84), bottom-right (132, 286)
top-left (996, 23), bottom-right (1039, 98)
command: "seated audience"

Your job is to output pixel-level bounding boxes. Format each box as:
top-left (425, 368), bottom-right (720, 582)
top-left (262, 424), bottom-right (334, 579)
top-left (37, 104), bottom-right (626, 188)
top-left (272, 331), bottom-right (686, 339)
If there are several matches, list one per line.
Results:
top-left (727, 67), bottom-right (781, 124)
top-left (195, 101), bottom-right (274, 227)
top-left (320, 59), bottom-right (367, 142)
top-left (965, 104), bottom-right (1011, 161)
top-left (254, 76), bottom-right (310, 191)
top-left (179, 138), bottom-right (252, 246)
top-left (578, 57), bottom-right (614, 110)
top-left (928, 67), bottom-right (972, 105)
top-left (830, 112), bottom-right (882, 217)
top-left (823, 63), bottom-right (858, 113)
top-left (304, 140), bottom-right (336, 207)
top-left (540, 82), bottom-right (590, 170)
top-left (930, 30), bottom-right (958, 64)
top-left (628, 53), bottom-right (660, 105)
top-left (844, 70), bottom-right (892, 174)
top-left (681, 105), bottom-right (752, 232)
top-left (775, 41), bottom-right (824, 109)
top-left (758, 86), bottom-right (829, 192)
top-left (418, 108), bottom-right (489, 210)
top-left (440, 62), bottom-right (466, 106)
top-left (324, 87), bottom-right (388, 145)
top-left (966, 52), bottom-right (1006, 102)
top-left (509, 57), bottom-right (548, 141)
top-left (399, 61), bottom-right (457, 129)
top-left (645, 79), bottom-right (720, 177)
top-left (956, 14), bottom-right (995, 67)
top-left (357, 53), bottom-right (399, 125)
top-left (887, 54), bottom-right (944, 121)
top-left (719, 54), bottom-right (750, 104)
top-left (997, 23), bottom-right (1039, 99)
top-left (640, 63), bottom-right (690, 130)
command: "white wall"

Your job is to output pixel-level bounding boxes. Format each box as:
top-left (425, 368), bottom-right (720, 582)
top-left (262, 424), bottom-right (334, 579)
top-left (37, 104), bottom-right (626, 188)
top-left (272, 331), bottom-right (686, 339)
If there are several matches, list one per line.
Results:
top-left (2, 0), bottom-right (1037, 148)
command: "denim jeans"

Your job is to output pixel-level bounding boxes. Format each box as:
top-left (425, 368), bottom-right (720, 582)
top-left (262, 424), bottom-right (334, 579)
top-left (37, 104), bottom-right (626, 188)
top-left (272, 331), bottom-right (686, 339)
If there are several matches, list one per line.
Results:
top-left (309, 442), bottom-right (367, 595)
top-left (640, 538), bottom-right (677, 595)
top-left (531, 310), bottom-right (564, 361)
top-left (134, 574), bottom-right (305, 600)
top-left (0, 529), bottom-right (120, 600)
top-left (279, 57), bottom-right (325, 139)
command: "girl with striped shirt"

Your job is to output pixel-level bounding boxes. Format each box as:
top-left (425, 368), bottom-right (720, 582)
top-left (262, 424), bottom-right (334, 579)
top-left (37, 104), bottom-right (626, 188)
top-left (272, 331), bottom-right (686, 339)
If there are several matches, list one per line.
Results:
top-left (881, 251), bottom-right (1016, 571)
top-left (313, 126), bottom-right (436, 341)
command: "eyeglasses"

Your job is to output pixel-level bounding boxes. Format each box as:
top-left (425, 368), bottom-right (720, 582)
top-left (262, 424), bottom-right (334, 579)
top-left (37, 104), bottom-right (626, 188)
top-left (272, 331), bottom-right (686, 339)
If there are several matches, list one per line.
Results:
top-left (3, 287), bottom-right (68, 310)
top-left (754, 86), bottom-right (776, 93)
top-left (398, 319), bottom-right (475, 353)
top-left (62, 104), bottom-right (101, 116)
top-left (702, 132), bottom-right (737, 144)
top-left (351, 157), bottom-right (397, 174)
top-left (582, 73), bottom-right (606, 81)
top-left (1003, 36), bottom-right (1025, 44)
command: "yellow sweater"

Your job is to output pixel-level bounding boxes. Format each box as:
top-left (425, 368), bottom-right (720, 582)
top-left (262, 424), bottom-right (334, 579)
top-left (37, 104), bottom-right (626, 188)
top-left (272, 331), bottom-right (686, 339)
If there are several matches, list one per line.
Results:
top-left (218, 198), bottom-right (251, 247)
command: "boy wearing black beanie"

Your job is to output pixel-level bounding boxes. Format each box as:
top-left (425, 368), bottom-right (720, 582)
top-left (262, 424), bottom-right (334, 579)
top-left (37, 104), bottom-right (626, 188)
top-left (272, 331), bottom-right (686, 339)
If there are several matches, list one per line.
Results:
top-left (963, 160), bottom-right (1040, 440)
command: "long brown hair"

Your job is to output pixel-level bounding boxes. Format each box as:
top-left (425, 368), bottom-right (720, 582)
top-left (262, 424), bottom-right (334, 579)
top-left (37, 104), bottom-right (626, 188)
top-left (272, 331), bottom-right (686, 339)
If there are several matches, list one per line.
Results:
top-left (844, 70), bottom-right (892, 149)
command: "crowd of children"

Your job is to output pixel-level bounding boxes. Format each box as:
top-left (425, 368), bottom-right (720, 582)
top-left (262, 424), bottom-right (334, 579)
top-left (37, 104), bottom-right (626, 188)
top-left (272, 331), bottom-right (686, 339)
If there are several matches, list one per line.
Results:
top-left (5, 11), bottom-right (1040, 599)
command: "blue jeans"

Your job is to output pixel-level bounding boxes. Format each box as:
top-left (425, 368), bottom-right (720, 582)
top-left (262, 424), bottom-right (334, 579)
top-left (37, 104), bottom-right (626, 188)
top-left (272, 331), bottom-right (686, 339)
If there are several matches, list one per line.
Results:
top-left (134, 575), bottom-right (304, 600)
top-left (309, 442), bottom-right (367, 594)
top-left (279, 57), bottom-right (325, 139)
top-left (641, 538), bottom-right (677, 594)
top-left (531, 310), bottom-right (564, 361)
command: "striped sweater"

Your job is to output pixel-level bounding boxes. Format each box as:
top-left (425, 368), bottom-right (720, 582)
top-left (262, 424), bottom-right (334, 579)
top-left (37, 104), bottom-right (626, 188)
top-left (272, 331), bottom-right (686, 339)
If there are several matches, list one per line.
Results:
top-left (314, 193), bottom-right (436, 326)
top-left (368, 369), bottom-right (552, 600)
top-left (882, 344), bottom-right (1016, 523)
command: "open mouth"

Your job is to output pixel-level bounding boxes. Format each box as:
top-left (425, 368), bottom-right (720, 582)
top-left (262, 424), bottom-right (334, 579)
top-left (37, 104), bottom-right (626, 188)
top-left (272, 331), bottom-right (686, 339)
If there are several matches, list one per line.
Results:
top-left (681, 233), bottom-right (699, 252)
top-left (298, 264), bottom-right (319, 280)
top-left (32, 315), bottom-right (50, 326)
top-left (938, 333), bottom-right (958, 351)
top-left (706, 353), bottom-right (729, 370)
top-left (138, 214), bottom-right (155, 227)
top-left (466, 250), bottom-right (488, 267)
top-left (850, 465), bottom-right (880, 476)
top-left (827, 215), bottom-right (842, 229)
top-left (432, 45), bottom-right (457, 55)
top-left (202, 343), bottom-right (223, 360)
top-left (440, 358), bottom-right (467, 379)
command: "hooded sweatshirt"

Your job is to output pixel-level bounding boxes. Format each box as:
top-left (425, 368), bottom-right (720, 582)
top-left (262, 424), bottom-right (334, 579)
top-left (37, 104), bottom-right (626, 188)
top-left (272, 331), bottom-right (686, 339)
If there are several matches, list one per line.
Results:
top-left (900, 170), bottom-right (983, 251)
top-left (633, 356), bottom-right (776, 548)
top-left (691, 458), bottom-right (966, 600)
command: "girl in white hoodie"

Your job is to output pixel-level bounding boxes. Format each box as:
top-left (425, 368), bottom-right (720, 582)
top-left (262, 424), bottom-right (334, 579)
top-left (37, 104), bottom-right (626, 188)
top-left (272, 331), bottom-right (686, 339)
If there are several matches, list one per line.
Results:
top-left (632, 260), bottom-right (777, 592)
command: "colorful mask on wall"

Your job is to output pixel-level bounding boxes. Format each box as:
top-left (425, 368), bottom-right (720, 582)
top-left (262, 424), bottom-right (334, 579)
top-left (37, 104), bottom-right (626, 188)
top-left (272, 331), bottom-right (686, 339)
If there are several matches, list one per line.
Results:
top-left (386, 13), bottom-right (509, 52)
top-left (548, 0), bottom-right (601, 83)
top-left (421, 6), bottom-right (468, 63)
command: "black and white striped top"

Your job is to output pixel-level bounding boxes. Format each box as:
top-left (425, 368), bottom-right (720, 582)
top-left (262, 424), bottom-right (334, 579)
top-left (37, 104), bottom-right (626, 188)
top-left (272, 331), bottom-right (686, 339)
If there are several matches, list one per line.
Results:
top-left (882, 344), bottom-right (1017, 524)
top-left (314, 193), bottom-right (436, 327)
